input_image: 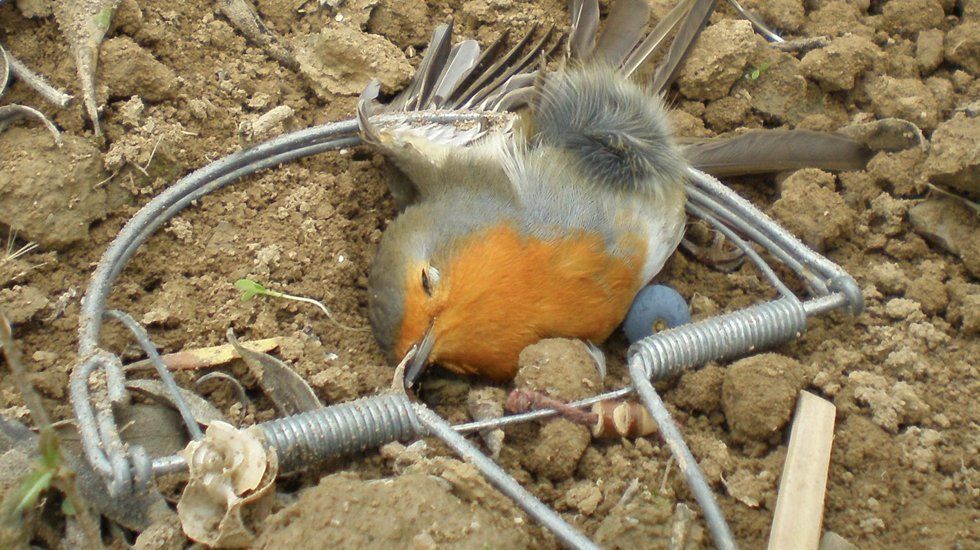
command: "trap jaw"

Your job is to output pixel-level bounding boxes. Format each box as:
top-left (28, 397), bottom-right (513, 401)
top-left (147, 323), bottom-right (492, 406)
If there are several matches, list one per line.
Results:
top-left (66, 113), bottom-right (861, 548)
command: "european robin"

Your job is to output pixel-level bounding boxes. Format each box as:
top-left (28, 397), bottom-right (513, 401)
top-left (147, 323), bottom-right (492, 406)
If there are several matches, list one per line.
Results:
top-left (358, 0), bottom-right (870, 383)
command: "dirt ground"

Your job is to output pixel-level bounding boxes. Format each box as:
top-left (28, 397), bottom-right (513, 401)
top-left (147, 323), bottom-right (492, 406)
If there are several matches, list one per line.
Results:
top-left (1, 0), bottom-right (978, 548)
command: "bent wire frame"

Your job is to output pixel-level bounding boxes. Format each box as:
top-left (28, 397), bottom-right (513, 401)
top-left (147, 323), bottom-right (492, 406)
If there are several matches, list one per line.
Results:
top-left (68, 113), bottom-right (862, 549)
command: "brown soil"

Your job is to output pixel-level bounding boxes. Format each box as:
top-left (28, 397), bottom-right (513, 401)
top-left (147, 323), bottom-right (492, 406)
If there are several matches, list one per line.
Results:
top-left (1, 0), bottom-right (978, 548)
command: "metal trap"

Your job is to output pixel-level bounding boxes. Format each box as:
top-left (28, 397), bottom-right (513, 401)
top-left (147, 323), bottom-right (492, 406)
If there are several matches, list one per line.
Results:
top-left (65, 106), bottom-right (863, 548)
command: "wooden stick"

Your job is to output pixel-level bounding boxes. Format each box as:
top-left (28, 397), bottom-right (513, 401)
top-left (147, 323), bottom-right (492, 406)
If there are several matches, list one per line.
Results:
top-left (768, 391), bottom-right (837, 550)
top-left (122, 337), bottom-right (282, 372)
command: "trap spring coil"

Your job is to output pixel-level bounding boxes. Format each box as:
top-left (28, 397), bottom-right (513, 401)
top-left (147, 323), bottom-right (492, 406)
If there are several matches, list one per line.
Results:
top-left (629, 297), bottom-right (807, 380)
top-left (260, 393), bottom-right (420, 472)
top-left (67, 113), bottom-right (863, 550)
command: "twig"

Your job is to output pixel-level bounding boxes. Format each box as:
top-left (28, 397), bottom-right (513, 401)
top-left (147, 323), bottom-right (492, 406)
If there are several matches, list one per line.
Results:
top-left (142, 136), bottom-right (163, 173)
top-left (5, 50), bottom-right (73, 108)
top-left (773, 36), bottom-right (831, 55)
top-left (0, 314), bottom-right (103, 548)
top-left (122, 337), bottom-right (282, 372)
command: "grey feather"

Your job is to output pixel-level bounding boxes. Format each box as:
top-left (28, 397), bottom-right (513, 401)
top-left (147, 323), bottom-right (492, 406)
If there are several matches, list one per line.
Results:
top-left (431, 40), bottom-right (482, 107)
top-left (447, 30), bottom-right (511, 106)
top-left (356, 78), bottom-right (382, 145)
top-left (651, 0), bottom-right (719, 94)
top-left (534, 66), bottom-right (686, 194)
top-left (568, 0), bottom-right (600, 59)
top-left (621, 0), bottom-right (694, 76)
top-left (392, 22), bottom-right (454, 111)
top-left (593, 0), bottom-right (651, 68)
top-left (463, 26), bottom-right (557, 110)
top-left (681, 129), bottom-right (872, 176)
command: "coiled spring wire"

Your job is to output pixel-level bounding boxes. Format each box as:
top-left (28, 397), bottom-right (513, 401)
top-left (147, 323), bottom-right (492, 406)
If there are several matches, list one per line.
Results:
top-left (67, 109), bottom-right (862, 549)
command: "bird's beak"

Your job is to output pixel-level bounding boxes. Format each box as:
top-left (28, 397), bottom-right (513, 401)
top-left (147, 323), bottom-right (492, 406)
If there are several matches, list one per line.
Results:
top-left (405, 324), bottom-right (436, 386)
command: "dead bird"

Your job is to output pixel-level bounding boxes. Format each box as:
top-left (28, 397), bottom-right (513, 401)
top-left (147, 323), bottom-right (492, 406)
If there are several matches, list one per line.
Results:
top-left (358, 0), bottom-right (871, 383)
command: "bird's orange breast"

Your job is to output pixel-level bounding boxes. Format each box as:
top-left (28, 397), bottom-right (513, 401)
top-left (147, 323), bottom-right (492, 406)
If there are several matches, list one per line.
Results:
top-left (396, 223), bottom-right (647, 381)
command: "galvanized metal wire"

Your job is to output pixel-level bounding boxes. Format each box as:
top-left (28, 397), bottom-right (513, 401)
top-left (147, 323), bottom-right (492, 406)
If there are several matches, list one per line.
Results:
top-left (67, 112), bottom-right (863, 546)
top-left (629, 360), bottom-right (737, 550)
top-left (261, 393), bottom-right (421, 472)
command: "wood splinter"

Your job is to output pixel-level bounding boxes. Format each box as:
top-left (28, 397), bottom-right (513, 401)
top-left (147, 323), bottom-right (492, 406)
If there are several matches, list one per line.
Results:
top-left (768, 391), bottom-right (837, 550)
top-left (505, 389), bottom-right (658, 439)
top-left (590, 400), bottom-right (658, 439)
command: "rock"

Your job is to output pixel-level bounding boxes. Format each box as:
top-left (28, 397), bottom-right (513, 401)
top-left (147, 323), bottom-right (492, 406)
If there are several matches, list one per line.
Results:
top-left (866, 148), bottom-right (927, 196)
top-left (735, 0), bottom-right (805, 32)
top-left (805, 0), bottom-right (871, 10)
top-left (905, 262), bottom-right (949, 315)
top-left (958, 293), bottom-right (980, 335)
top-left (866, 75), bottom-right (941, 131)
top-left (255, 0), bottom-right (301, 30)
top-left (736, 50), bottom-right (820, 124)
top-left (884, 297), bottom-right (923, 320)
top-left (847, 371), bottom-right (929, 432)
top-left (804, 1), bottom-right (874, 38)
top-left (916, 29), bottom-right (945, 74)
top-left (594, 489), bottom-right (678, 548)
top-left (946, 21), bottom-right (980, 74)
top-left (676, 19), bottom-right (758, 101)
top-left (671, 365), bottom-right (725, 414)
top-left (511, 339), bottom-right (598, 480)
top-left (0, 128), bottom-right (108, 250)
top-left (15, 0), bottom-right (52, 18)
top-left (255, 470), bottom-right (534, 547)
top-left (881, 0), bottom-right (945, 35)
top-left (771, 169), bottom-right (855, 251)
top-left (515, 339), bottom-right (602, 401)
top-left (668, 109), bottom-right (712, 138)
top-left (519, 419), bottom-right (591, 481)
top-left (908, 198), bottom-right (980, 278)
top-left (839, 118), bottom-right (926, 153)
top-left (801, 35), bottom-right (881, 91)
top-left (0, 286), bottom-right (49, 324)
top-left (292, 24), bottom-right (413, 99)
top-left (868, 261), bottom-right (909, 294)
top-left (703, 95), bottom-right (752, 132)
top-left (721, 468), bottom-right (776, 508)
top-left (899, 426), bottom-right (943, 473)
top-left (111, 0), bottom-right (144, 36)
top-left (923, 113), bottom-right (979, 200)
top-left (367, 0), bottom-right (432, 47)
top-left (99, 37), bottom-right (179, 102)
top-left (562, 481), bottom-right (603, 516)
top-left (722, 354), bottom-right (805, 445)
top-left (926, 75), bottom-right (956, 113)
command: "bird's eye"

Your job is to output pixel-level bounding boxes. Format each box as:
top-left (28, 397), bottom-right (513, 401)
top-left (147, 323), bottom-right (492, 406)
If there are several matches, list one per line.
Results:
top-left (421, 265), bottom-right (440, 296)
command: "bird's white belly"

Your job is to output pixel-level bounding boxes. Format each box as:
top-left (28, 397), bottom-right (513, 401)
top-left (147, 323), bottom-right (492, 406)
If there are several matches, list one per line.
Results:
top-left (634, 200), bottom-right (686, 285)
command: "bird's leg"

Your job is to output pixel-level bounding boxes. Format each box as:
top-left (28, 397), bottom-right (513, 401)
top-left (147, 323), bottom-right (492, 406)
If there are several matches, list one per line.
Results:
top-left (505, 389), bottom-right (599, 426)
top-left (679, 224), bottom-right (745, 272)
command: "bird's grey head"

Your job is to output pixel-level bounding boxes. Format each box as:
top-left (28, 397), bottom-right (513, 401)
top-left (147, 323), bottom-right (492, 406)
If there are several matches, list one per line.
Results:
top-left (367, 193), bottom-right (513, 378)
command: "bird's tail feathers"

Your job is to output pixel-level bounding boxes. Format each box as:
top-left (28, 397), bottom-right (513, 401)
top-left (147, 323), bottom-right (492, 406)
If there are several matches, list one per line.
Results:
top-left (682, 130), bottom-right (873, 177)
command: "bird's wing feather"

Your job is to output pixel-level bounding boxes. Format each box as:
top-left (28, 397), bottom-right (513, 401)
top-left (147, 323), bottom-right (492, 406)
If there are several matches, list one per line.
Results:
top-left (649, 0), bottom-right (718, 94)
top-left (358, 21), bottom-right (562, 205)
top-left (592, 0), bottom-right (650, 67)
top-left (681, 130), bottom-right (872, 176)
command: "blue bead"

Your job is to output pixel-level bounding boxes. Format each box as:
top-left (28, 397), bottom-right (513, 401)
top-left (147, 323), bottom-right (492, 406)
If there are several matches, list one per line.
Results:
top-left (623, 284), bottom-right (691, 345)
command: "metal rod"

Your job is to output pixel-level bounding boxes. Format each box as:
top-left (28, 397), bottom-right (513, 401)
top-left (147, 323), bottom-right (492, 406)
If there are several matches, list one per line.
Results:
top-left (413, 402), bottom-right (599, 550)
top-left (629, 359), bottom-right (737, 550)
top-left (104, 310), bottom-right (204, 440)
